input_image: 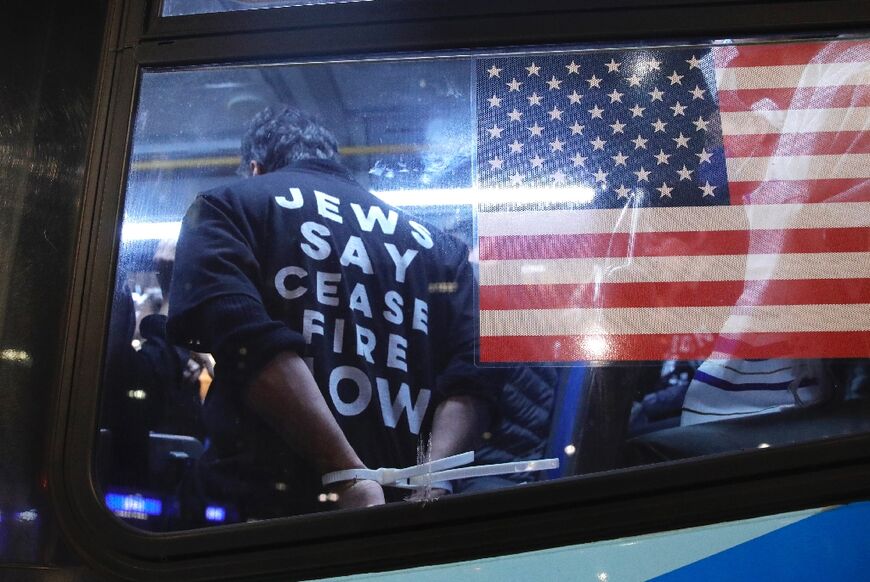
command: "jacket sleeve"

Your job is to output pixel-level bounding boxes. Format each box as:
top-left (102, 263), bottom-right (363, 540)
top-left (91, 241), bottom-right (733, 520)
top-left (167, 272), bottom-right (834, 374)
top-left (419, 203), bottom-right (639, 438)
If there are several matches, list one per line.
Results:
top-left (167, 194), bottom-right (305, 387)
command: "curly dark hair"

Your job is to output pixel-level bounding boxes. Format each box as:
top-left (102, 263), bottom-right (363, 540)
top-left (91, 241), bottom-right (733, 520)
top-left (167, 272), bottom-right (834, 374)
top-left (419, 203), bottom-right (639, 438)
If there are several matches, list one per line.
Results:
top-left (238, 105), bottom-right (340, 176)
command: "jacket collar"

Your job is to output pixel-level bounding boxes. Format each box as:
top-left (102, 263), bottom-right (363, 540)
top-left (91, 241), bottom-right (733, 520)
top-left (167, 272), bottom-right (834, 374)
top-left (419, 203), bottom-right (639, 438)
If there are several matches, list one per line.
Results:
top-left (277, 158), bottom-right (355, 182)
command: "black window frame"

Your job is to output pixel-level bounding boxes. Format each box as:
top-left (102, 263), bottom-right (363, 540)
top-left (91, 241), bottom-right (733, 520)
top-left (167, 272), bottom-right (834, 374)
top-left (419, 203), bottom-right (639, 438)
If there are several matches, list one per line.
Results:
top-left (52, 0), bottom-right (870, 579)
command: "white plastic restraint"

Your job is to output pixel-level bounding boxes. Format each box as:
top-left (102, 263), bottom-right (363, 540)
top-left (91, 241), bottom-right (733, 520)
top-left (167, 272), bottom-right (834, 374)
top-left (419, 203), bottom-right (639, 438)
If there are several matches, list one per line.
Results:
top-left (322, 452), bottom-right (559, 490)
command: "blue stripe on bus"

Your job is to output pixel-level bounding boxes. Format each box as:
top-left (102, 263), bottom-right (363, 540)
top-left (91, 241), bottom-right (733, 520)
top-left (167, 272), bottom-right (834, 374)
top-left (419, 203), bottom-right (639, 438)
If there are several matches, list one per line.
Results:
top-left (650, 502), bottom-right (870, 581)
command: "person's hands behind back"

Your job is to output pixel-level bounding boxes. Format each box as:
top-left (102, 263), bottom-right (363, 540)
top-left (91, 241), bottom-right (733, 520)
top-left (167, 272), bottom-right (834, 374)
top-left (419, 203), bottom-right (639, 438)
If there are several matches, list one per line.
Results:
top-left (335, 479), bottom-right (386, 510)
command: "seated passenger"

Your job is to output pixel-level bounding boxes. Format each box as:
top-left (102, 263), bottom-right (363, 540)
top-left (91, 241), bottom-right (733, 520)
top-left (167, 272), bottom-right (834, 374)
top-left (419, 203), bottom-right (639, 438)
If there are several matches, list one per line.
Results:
top-left (680, 359), bottom-right (832, 426)
top-left (455, 366), bottom-right (558, 494)
top-left (629, 360), bottom-right (699, 435)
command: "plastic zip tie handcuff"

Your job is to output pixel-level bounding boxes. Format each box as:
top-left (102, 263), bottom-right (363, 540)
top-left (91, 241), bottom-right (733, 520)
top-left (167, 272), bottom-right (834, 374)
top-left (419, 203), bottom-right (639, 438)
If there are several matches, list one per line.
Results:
top-left (322, 451), bottom-right (559, 490)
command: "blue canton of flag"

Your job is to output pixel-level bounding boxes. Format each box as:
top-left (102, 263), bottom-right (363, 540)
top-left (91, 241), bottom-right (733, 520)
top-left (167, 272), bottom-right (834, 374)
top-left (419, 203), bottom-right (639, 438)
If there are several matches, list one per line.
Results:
top-left (476, 49), bottom-right (730, 208)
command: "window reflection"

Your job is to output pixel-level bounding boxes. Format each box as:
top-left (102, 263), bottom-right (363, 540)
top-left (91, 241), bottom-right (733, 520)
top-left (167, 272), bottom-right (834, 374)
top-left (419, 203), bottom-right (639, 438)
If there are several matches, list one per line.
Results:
top-left (161, 0), bottom-right (374, 17)
top-left (99, 38), bottom-right (870, 531)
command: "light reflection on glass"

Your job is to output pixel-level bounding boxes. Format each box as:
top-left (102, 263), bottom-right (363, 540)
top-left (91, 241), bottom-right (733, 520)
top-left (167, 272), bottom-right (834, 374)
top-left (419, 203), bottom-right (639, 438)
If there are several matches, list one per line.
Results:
top-left (582, 335), bottom-right (610, 360)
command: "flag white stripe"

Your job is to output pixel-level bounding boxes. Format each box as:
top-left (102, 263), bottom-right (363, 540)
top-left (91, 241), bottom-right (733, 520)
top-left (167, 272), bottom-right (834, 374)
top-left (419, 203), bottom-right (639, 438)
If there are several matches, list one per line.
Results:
top-left (478, 252), bottom-right (870, 285)
top-left (719, 108), bottom-right (870, 135)
top-left (477, 202), bottom-right (870, 236)
top-left (726, 154), bottom-right (870, 181)
top-left (481, 304), bottom-right (870, 336)
top-left (715, 62), bottom-right (870, 90)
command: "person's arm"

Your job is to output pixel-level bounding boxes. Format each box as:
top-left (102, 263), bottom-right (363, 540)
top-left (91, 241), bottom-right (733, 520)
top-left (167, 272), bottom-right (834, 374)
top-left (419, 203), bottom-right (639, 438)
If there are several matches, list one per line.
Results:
top-left (169, 196), bottom-right (383, 509)
top-left (407, 394), bottom-right (490, 500)
top-left (427, 395), bottom-right (491, 461)
top-left (244, 350), bottom-right (385, 509)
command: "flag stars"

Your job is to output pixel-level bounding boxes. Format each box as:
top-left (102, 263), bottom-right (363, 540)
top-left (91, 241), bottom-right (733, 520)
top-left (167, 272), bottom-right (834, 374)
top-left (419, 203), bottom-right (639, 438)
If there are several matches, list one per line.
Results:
top-left (651, 118), bottom-right (668, 133)
top-left (548, 106), bottom-right (564, 121)
top-left (615, 184), bottom-right (632, 199)
top-left (549, 137), bottom-right (565, 152)
top-left (569, 121), bottom-right (585, 135)
top-left (506, 78), bottom-right (522, 92)
top-left (608, 89), bottom-right (624, 103)
top-left (552, 170), bottom-right (568, 184)
top-left (487, 94), bottom-right (502, 108)
top-left (654, 149), bottom-right (671, 165)
top-left (634, 166), bottom-right (651, 182)
top-left (588, 104), bottom-right (605, 119)
top-left (648, 87), bottom-right (664, 102)
top-left (692, 116), bottom-right (710, 132)
top-left (626, 74), bottom-right (642, 87)
top-left (593, 168), bottom-right (609, 183)
top-left (699, 181), bottom-right (717, 197)
top-left (509, 171), bottom-right (524, 186)
top-left (610, 119), bottom-right (626, 134)
top-left (670, 101), bottom-right (688, 116)
top-left (508, 140), bottom-right (524, 154)
top-left (547, 76), bottom-right (563, 90)
top-left (529, 154), bottom-right (545, 169)
top-left (673, 132), bottom-right (691, 148)
top-left (686, 54), bottom-right (703, 69)
top-left (605, 58), bottom-right (622, 73)
top-left (525, 62), bottom-right (541, 76)
top-left (488, 157), bottom-right (504, 170)
top-left (487, 64), bottom-right (502, 78)
top-left (690, 85), bottom-right (707, 100)
top-left (487, 125), bottom-right (504, 139)
top-left (507, 108), bottom-right (523, 122)
top-left (587, 74), bottom-right (602, 88)
top-left (527, 122), bottom-right (544, 137)
top-left (668, 71), bottom-right (684, 85)
top-left (696, 148), bottom-right (713, 164)
top-left (676, 165), bottom-right (694, 181)
top-left (629, 104), bottom-right (646, 118)
top-left (632, 134), bottom-right (649, 149)
top-left (567, 90), bottom-right (583, 105)
top-left (590, 136), bottom-right (607, 151)
top-left (527, 92), bottom-right (543, 106)
top-left (570, 153), bottom-right (587, 167)
top-left (565, 60), bottom-right (581, 74)
top-left (646, 57), bottom-right (662, 71)
top-left (657, 182), bottom-right (674, 198)
top-left (611, 151), bottom-right (629, 166)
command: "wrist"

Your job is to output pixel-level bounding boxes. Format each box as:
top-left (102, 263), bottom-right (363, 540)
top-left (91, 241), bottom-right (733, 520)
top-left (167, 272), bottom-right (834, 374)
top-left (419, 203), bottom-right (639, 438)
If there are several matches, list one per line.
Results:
top-left (322, 467), bottom-right (380, 488)
top-left (317, 450), bottom-right (366, 476)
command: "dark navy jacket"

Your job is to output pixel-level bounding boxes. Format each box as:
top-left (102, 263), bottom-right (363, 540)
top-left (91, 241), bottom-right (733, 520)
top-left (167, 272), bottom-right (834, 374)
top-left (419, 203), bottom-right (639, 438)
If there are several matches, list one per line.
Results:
top-left (168, 159), bottom-right (498, 515)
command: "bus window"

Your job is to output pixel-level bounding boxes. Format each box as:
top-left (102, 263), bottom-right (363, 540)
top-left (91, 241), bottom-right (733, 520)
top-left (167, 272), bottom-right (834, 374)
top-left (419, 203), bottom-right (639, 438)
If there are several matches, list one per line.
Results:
top-left (96, 36), bottom-right (870, 532)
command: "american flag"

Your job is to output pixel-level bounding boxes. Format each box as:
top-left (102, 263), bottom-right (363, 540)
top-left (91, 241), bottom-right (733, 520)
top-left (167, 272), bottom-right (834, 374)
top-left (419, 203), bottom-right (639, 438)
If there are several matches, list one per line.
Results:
top-left (475, 39), bottom-right (870, 363)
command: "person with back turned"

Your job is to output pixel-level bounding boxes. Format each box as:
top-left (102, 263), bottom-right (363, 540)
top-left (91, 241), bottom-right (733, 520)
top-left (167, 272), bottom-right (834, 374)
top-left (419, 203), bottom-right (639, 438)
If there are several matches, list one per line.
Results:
top-left (168, 106), bottom-right (498, 522)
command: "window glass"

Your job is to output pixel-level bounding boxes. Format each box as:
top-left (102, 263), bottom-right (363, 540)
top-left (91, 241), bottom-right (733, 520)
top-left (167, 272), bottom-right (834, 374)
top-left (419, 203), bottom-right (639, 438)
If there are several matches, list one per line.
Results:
top-left (99, 37), bottom-right (870, 531)
top-left (161, 0), bottom-right (371, 17)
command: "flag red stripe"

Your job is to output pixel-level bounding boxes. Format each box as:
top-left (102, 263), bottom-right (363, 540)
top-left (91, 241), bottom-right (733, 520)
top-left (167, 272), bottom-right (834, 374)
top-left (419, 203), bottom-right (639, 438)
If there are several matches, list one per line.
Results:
top-left (723, 131), bottom-right (870, 158)
top-left (480, 331), bottom-right (870, 362)
top-left (729, 179), bottom-right (870, 205)
top-left (479, 278), bottom-right (870, 310)
top-left (713, 40), bottom-right (870, 68)
top-left (718, 86), bottom-right (870, 112)
top-left (478, 227), bottom-right (870, 260)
